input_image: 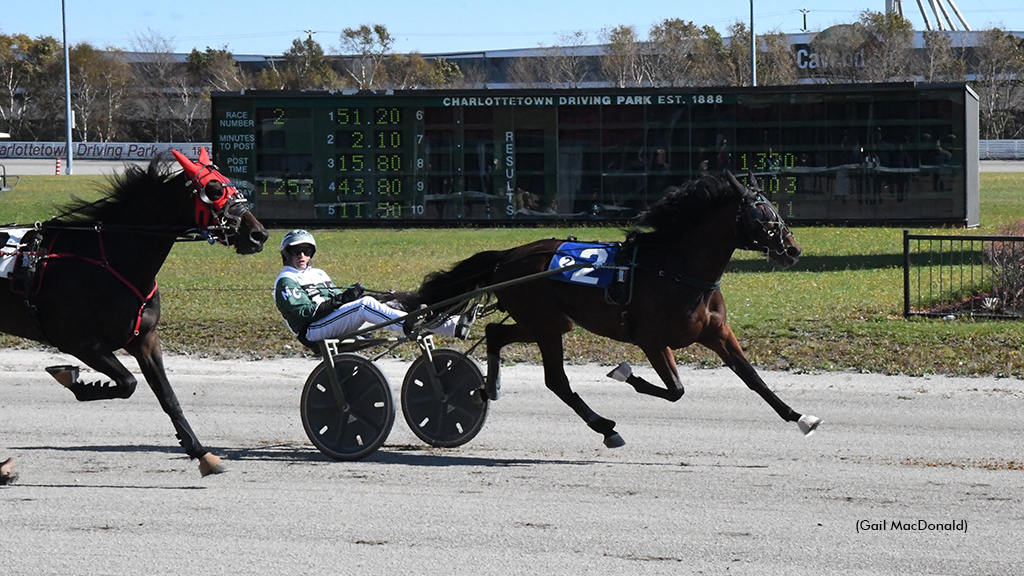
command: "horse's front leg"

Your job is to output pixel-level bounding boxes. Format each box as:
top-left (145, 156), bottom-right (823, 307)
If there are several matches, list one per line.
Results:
top-left (125, 331), bottom-right (226, 476)
top-left (607, 344), bottom-right (685, 401)
top-left (534, 333), bottom-right (625, 448)
top-left (699, 321), bottom-right (821, 436)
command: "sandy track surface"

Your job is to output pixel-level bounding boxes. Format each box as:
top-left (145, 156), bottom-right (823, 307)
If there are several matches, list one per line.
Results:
top-left (1, 348), bottom-right (1022, 574)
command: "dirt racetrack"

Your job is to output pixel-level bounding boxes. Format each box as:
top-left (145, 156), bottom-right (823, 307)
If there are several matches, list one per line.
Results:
top-left (1, 347), bottom-right (1021, 575)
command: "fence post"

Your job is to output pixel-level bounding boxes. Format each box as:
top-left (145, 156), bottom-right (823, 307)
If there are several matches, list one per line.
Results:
top-left (903, 229), bottom-right (911, 317)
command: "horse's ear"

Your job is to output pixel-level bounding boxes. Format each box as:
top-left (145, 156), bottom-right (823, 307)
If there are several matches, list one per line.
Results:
top-left (747, 170), bottom-right (761, 193)
top-left (171, 149), bottom-right (201, 181)
top-left (199, 147), bottom-right (212, 166)
top-left (724, 171), bottom-right (752, 198)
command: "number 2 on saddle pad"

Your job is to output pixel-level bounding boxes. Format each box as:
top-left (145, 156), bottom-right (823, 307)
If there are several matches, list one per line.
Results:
top-left (547, 242), bottom-right (619, 288)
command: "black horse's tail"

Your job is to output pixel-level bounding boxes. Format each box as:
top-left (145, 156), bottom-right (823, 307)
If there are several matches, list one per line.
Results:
top-left (417, 249), bottom-right (513, 308)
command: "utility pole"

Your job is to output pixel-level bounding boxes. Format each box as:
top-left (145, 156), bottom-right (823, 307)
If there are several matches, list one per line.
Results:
top-left (61, 0), bottom-right (73, 175)
top-left (750, 0), bottom-right (756, 87)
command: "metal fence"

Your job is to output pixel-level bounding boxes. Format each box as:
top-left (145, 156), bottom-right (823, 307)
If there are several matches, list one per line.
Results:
top-left (903, 231), bottom-right (1024, 319)
top-left (979, 140), bottom-right (1024, 160)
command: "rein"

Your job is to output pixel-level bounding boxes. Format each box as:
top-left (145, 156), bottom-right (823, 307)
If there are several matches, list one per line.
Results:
top-left (635, 263), bottom-right (721, 292)
top-left (32, 221), bottom-right (228, 243)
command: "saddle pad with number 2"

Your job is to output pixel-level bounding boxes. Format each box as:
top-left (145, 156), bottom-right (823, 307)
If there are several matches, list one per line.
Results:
top-left (547, 242), bottom-right (619, 288)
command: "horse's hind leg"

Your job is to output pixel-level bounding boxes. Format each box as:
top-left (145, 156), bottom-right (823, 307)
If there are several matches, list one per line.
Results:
top-left (609, 344), bottom-right (686, 401)
top-left (125, 332), bottom-right (225, 476)
top-left (483, 322), bottom-right (536, 400)
top-left (56, 345), bottom-right (139, 401)
top-left (534, 333), bottom-right (625, 448)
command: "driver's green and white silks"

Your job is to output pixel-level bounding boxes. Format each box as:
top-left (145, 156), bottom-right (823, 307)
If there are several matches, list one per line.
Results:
top-left (547, 242), bottom-right (620, 288)
top-left (273, 265), bottom-right (338, 335)
top-left (273, 265), bottom-right (460, 340)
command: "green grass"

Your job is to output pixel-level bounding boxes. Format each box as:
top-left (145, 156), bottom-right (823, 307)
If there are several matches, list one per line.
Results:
top-left (4, 172), bottom-right (1024, 377)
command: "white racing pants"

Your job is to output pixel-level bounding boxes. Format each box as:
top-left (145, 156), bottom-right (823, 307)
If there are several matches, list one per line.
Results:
top-left (303, 296), bottom-right (458, 342)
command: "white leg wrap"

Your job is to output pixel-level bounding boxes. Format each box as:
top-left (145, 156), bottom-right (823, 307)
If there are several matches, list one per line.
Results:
top-left (606, 362), bottom-right (632, 382)
top-left (798, 414), bottom-right (822, 436)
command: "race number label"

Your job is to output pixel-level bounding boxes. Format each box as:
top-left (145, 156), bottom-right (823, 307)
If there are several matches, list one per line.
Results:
top-left (547, 242), bottom-right (619, 288)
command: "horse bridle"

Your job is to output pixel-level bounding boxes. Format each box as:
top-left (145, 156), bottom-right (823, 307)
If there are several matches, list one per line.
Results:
top-left (188, 179), bottom-right (252, 246)
top-left (729, 174), bottom-right (795, 259)
top-left (172, 148), bottom-right (252, 246)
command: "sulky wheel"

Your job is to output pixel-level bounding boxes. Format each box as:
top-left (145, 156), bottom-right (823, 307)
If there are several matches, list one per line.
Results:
top-left (401, 348), bottom-right (488, 448)
top-left (300, 353), bottom-right (395, 461)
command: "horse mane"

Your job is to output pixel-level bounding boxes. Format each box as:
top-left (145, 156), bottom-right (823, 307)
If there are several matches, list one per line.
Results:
top-left (52, 156), bottom-right (179, 224)
top-left (627, 174), bottom-right (737, 241)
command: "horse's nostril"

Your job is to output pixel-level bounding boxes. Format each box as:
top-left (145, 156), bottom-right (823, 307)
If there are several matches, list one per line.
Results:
top-left (788, 246), bottom-right (802, 258)
top-left (252, 229), bottom-right (269, 244)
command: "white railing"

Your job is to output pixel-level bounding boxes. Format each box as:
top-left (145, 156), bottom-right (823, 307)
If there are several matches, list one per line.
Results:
top-left (979, 140), bottom-right (1024, 160)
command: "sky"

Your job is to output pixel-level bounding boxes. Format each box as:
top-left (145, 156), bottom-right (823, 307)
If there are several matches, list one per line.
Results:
top-left (3, 0), bottom-right (1024, 56)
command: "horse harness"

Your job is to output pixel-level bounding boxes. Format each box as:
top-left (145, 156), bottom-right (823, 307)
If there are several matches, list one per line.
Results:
top-left (5, 150), bottom-right (253, 345)
top-left (557, 236), bottom-right (722, 344)
top-left (9, 226), bottom-right (158, 345)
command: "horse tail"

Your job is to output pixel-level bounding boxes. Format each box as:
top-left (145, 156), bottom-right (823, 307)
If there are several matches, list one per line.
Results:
top-left (417, 249), bottom-right (513, 306)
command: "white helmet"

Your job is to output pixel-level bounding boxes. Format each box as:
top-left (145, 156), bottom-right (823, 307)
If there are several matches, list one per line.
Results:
top-left (280, 229), bottom-right (317, 257)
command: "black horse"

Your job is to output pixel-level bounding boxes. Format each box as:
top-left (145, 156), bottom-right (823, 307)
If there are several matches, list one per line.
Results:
top-left (0, 149), bottom-right (267, 483)
top-left (416, 172), bottom-right (820, 448)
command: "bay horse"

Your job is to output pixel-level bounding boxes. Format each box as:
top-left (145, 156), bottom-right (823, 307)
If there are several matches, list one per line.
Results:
top-left (416, 172), bottom-right (820, 448)
top-left (0, 148), bottom-right (268, 483)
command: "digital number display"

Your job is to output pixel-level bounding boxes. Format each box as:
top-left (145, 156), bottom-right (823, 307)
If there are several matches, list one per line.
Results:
top-left (212, 85), bottom-right (978, 226)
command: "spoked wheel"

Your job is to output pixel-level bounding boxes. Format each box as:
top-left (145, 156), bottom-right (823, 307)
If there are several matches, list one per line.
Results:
top-left (300, 353), bottom-right (395, 460)
top-left (401, 348), bottom-right (488, 448)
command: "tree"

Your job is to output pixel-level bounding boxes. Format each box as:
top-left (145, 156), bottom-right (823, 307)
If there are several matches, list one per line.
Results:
top-left (338, 24), bottom-right (393, 89)
top-left (69, 42), bottom-right (131, 142)
top-left (281, 35), bottom-right (338, 90)
top-left (130, 29), bottom-right (186, 142)
top-left (187, 46), bottom-right (249, 92)
top-left (971, 28), bottom-right (1024, 139)
top-left (600, 25), bottom-right (647, 87)
top-left (806, 11), bottom-right (915, 84)
top-left (686, 25), bottom-right (729, 86)
top-left (723, 21), bottom-right (752, 86)
top-left (505, 56), bottom-right (543, 88)
top-left (807, 22), bottom-right (871, 83)
top-left (646, 19), bottom-right (704, 87)
top-left (0, 34), bottom-right (61, 139)
top-left (858, 10), bottom-right (916, 82)
top-left (458, 60), bottom-right (491, 88)
top-left (756, 31), bottom-right (798, 86)
top-left (920, 31), bottom-right (966, 82)
top-left (386, 54), bottom-right (463, 89)
top-left (544, 31), bottom-right (593, 88)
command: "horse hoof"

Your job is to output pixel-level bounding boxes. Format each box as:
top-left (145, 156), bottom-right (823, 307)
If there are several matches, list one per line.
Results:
top-left (604, 433), bottom-right (626, 448)
top-left (606, 362), bottom-right (632, 382)
top-left (45, 365), bottom-right (80, 388)
top-left (485, 377), bottom-right (501, 401)
top-left (798, 415), bottom-right (822, 436)
top-left (0, 458), bottom-right (17, 486)
top-left (198, 453), bottom-right (228, 477)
